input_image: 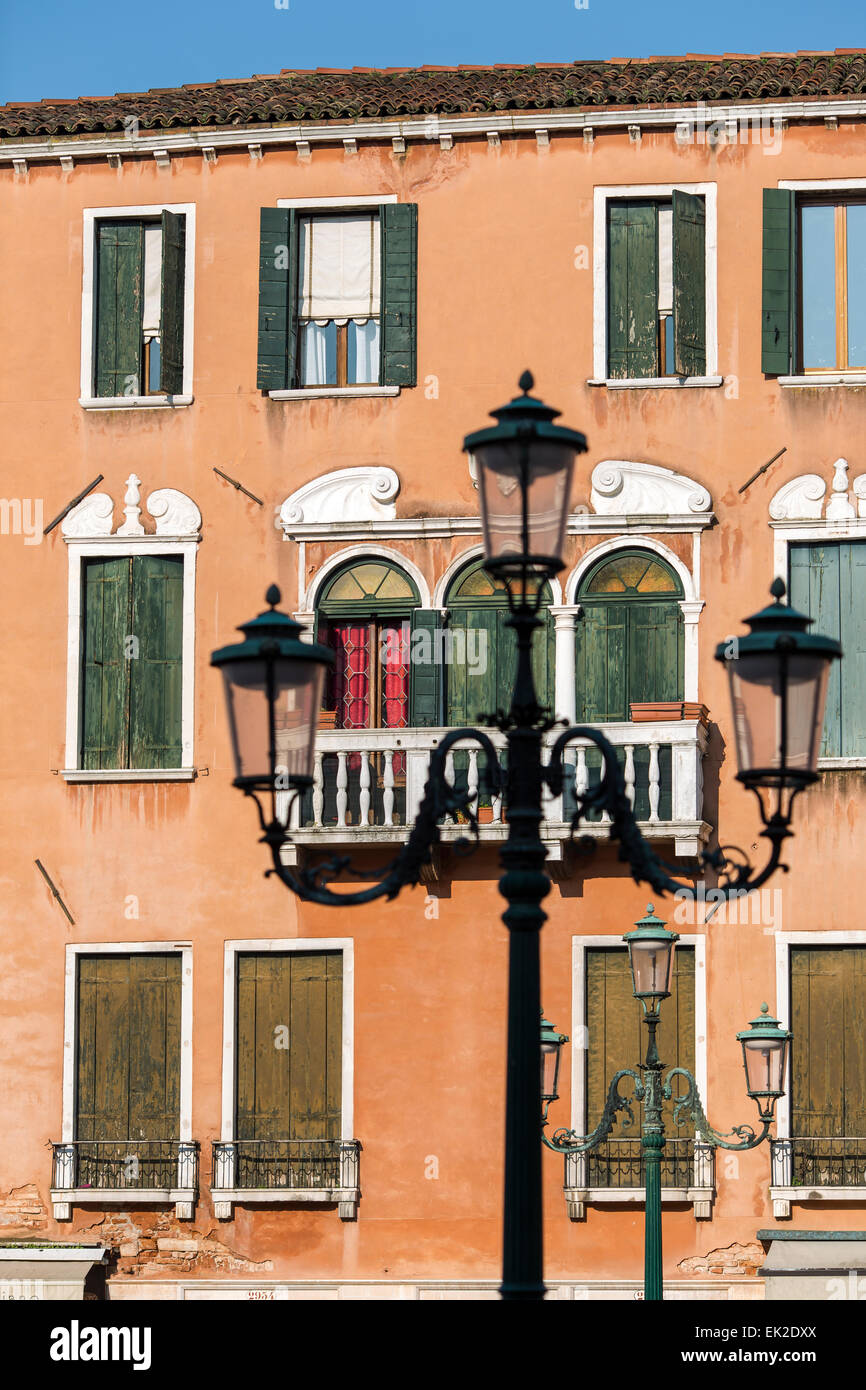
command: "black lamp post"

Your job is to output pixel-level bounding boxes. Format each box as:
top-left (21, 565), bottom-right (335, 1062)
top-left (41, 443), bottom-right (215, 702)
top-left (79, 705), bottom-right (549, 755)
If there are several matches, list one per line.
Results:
top-left (541, 907), bottom-right (792, 1301)
top-left (211, 372), bottom-right (839, 1302)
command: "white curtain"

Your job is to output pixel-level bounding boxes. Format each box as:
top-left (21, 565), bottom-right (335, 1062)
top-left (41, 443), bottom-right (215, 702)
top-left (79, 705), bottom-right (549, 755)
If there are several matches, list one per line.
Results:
top-left (142, 224), bottom-right (163, 341)
top-left (298, 215), bottom-right (380, 319)
top-left (349, 319), bottom-right (380, 384)
top-left (657, 205), bottom-right (673, 317)
top-left (300, 322), bottom-right (333, 386)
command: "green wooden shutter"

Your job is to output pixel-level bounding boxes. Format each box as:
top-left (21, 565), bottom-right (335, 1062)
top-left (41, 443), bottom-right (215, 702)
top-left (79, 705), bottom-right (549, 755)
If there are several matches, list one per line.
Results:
top-left (95, 220), bottom-right (144, 397)
top-left (672, 190), bottom-right (706, 377)
top-left (586, 948), bottom-right (694, 1185)
top-left (76, 954), bottom-right (181, 1142)
top-left (791, 947), bottom-right (866, 1144)
top-left (762, 188), bottom-right (795, 375)
top-left (129, 555), bottom-right (183, 769)
top-left (380, 202), bottom-right (418, 386)
top-left (81, 557), bottom-right (130, 770)
top-left (576, 603), bottom-right (627, 721)
top-left (409, 608), bottom-right (441, 726)
top-left (237, 953), bottom-right (342, 1142)
top-left (607, 202), bottom-right (658, 379)
top-left (159, 210), bottom-right (186, 395)
top-left (257, 207), bottom-right (297, 390)
top-left (628, 602), bottom-right (684, 706)
top-left (790, 540), bottom-right (866, 757)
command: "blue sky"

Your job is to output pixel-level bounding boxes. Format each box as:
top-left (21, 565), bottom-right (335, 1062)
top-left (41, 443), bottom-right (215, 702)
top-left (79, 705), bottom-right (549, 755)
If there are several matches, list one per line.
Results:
top-left (1, 0), bottom-right (862, 105)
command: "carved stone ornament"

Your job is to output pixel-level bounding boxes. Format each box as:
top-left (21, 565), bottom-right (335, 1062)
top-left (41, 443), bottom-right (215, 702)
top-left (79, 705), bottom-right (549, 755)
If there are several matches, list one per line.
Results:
top-left (769, 458), bottom-right (866, 523)
top-left (62, 475), bottom-right (201, 538)
top-left (590, 460), bottom-right (712, 516)
top-left (280, 466), bottom-right (400, 528)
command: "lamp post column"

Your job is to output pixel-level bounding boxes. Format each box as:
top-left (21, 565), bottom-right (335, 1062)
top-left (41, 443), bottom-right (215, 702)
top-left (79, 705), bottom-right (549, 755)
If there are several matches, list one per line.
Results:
top-left (499, 602), bottom-right (550, 1302)
top-left (641, 1014), bottom-right (665, 1302)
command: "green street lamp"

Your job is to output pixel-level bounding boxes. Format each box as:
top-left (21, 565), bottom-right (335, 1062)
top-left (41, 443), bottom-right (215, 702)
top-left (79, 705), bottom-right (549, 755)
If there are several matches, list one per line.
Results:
top-left (213, 373), bottom-right (834, 1304)
top-left (541, 905), bottom-right (792, 1302)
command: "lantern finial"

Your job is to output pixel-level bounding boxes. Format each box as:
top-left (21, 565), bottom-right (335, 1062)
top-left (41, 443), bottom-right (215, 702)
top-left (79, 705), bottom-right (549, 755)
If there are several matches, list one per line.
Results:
top-left (518, 369), bottom-right (534, 394)
top-left (265, 584), bottom-right (281, 608)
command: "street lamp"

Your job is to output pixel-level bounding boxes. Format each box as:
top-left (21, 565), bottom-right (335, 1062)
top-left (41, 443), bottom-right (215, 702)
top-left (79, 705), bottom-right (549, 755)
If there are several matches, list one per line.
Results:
top-left (211, 372), bottom-right (838, 1302)
top-left (541, 905), bottom-right (792, 1303)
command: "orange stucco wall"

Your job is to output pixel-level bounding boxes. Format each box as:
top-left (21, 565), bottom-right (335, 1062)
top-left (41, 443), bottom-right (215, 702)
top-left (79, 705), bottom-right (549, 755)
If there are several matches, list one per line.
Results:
top-left (1, 111), bottom-right (864, 1291)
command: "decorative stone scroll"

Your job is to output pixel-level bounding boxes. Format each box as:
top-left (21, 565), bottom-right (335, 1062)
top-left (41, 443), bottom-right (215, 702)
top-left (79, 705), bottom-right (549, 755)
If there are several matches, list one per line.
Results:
top-left (770, 458), bottom-right (866, 524)
top-left (62, 474), bottom-right (201, 539)
top-left (590, 460), bottom-right (712, 516)
top-left (279, 466), bottom-right (400, 528)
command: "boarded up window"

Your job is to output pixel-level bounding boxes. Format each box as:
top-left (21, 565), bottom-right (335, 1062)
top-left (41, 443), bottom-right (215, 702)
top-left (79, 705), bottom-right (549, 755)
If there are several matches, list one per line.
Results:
top-left (585, 946), bottom-right (694, 1186)
top-left (76, 954), bottom-right (181, 1187)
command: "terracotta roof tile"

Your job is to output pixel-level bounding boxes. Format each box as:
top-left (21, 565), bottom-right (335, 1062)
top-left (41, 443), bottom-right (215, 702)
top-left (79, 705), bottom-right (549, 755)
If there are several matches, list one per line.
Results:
top-left (1, 52), bottom-right (865, 139)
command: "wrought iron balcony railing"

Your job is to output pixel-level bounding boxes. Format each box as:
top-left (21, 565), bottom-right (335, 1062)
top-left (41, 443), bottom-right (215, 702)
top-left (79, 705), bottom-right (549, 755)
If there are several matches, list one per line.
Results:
top-left (211, 1139), bottom-right (361, 1221)
top-left (50, 1140), bottom-right (198, 1221)
top-left (281, 720), bottom-right (709, 860)
top-left (564, 1138), bottom-right (715, 1220)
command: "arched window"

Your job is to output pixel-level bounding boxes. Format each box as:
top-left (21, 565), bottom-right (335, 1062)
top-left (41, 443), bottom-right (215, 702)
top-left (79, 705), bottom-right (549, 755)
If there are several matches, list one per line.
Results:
top-left (317, 560), bottom-right (419, 731)
top-left (445, 558), bottom-right (554, 725)
top-left (576, 550), bottom-right (684, 722)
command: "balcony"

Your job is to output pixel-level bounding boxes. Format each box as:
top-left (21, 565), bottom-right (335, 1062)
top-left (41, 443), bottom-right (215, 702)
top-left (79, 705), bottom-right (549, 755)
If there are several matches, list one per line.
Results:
top-left (211, 1139), bottom-right (361, 1221)
top-left (50, 1140), bottom-right (198, 1221)
top-left (770, 1137), bottom-right (866, 1218)
top-left (564, 1139), bottom-right (715, 1219)
top-left (282, 720), bottom-right (710, 866)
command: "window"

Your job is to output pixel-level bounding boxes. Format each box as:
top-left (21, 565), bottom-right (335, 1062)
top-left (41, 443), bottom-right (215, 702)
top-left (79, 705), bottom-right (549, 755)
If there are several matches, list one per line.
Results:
top-left (317, 560), bottom-right (419, 732)
top-left (606, 192), bottom-right (706, 380)
top-left (788, 947), bottom-right (866, 1186)
top-left (69, 954), bottom-right (185, 1191)
top-left (257, 201), bottom-right (417, 393)
top-left (788, 541), bottom-right (866, 758)
top-left (83, 207), bottom-right (190, 402)
top-left (585, 946), bottom-right (695, 1188)
top-left (80, 555), bottom-right (183, 770)
top-left (763, 188), bottom-right (866, 376)
top-left (575, 551), bottom-right (684, 722)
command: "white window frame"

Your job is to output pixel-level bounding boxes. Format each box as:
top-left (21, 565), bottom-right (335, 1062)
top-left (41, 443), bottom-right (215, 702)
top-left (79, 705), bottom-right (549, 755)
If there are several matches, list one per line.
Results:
top-left (53, 941), bottom-right (194, 1220)
top-left (62, 537), bottom-right (198, 781)
top-left (270, 194), bottom-right (399, 400)
top-left (777, 178), bottom-right (866, 387)
top-left (590, 183), bottom-right (720, 388)
top-left (215, 938), bottom-right (357, 1219)
top-left (772, 932), bottom-right (866, 1216)
top-left (80, 202), bottom-right (196, 409)
top-left (565, 934), bottom-right (713, 1218)
top-left (771, 526), bottom-right (866, 768)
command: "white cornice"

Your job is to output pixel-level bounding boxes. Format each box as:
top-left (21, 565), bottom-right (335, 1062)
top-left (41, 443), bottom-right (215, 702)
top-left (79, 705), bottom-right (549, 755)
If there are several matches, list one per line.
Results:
top-left (281, 512), bottom-right (714, 542)
top-left (2, 96), bottom-right (864, 165)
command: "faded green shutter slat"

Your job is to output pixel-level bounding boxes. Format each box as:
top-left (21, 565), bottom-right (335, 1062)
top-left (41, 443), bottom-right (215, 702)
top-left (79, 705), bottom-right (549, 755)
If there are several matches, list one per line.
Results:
top-left (792, 948), bottom-right (846, 1139)
top-left (159, 210), bottom-right (186, 395)
top-left (128, 955), bottom-right (181, 1141)
top-left (608, 202), bottom-right (658, 379)
top-left (576, 603), bottom-right (627, 721)
top-left (409, 608), bottom-right (441, 726)
top-left (81, 556), bottom-right (130, 770)
top-left (840, 543), bottom-right (866, 756)
top-left (762, 188), bottom-right (795, 375)
top-left (380, 202), bottom-right (418, 386)
top-left (672, 190), bottom-right (706, 376)
top-left (628, 603), bottom-right (683, 706)
top-left (95, 220), bottom-right (143, 397)
top-left (129, 555), bottom-right (183, 769)
top-left (257, 207), bottom-right (297, 391)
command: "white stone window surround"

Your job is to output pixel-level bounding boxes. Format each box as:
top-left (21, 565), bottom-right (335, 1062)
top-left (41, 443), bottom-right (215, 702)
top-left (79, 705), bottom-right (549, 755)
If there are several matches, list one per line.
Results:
top-left (61, 478), bottom-right (200, 781)
top-left (565, 933), bottom-right (712, 1219)
top-left (772, 931), bottom-right (866, 1217)
top-left (215, 938), bottom-right (357, 1220)
top-left (54, 940), bottom-right (194, 1220)
top-left (269, 194), bottom-right (399, 402)
top-left (590, 182), bottom-right (720, 387)
top-left (770, 458), bottom-right (866, 769)
top-left (776, 179), bottom-right (866, 387)
top-left (79, 202), bottom-right (196, 409)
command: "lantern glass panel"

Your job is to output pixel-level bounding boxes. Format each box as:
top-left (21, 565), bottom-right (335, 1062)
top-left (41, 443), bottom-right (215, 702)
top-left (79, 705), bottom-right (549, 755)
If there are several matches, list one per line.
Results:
top-left (472, 438), bottom-right (574, 566)
top-left (541, 1040), bottom-right (561, 1102)
top-left (726, 653), bottom-right (829, 782)
top-left (221, 657), bottom-right (324, 786)
top-left (742, 1035), bottom-right (787, 1097)
top-left (628, 938), bottom-right (675, 999)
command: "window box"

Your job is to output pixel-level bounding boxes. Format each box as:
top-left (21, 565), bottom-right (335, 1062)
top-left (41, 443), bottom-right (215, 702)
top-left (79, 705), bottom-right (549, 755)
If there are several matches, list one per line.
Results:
top-left (630, 701), bottom-right (710, 727)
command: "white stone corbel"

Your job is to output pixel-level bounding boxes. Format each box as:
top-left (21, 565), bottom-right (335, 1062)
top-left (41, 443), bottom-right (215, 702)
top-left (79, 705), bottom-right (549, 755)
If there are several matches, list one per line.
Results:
top-left (202, 146), bottom-right (217, 165)
top-left (582, 126), bottom-right (594, 146)
top-left (12, 158), bottom-right (27, 178)
top-left (392, 135), bottom-right (406, 154)
top-left (106, 153), bottom-right (122, 170)
top-left (486, 131), bottom-right (501, 149)
top-left (295, 140), bottom-right (311, 159)
top-left (248, 144), bottom-right (263, 162)
top-left (825, 115), bottom-right (839, 131)
top-left (59, 156), bottom-right (74, 174)
top-left (535, 128), bottom-right (550, 149)
top-left (439, 133), bottom-right (453, 152)
top-left (153, 149), bottom-right (170, 170)
top-left (343, 138), bottom-right (358, 156)
top-left (675, 121), bottom-right (692, 145)
top-left (628, 124), bottom-right (641, 144)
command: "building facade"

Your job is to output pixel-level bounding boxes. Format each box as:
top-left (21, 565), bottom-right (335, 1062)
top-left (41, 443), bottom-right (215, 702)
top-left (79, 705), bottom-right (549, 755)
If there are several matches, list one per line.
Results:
top-left (1, 52), bottom-right (865, 1300)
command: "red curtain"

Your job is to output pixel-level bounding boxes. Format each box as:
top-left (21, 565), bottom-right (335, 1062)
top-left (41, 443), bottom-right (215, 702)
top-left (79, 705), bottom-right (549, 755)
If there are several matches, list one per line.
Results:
top-left (330, 624), bottom-right (371, 730)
